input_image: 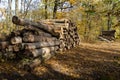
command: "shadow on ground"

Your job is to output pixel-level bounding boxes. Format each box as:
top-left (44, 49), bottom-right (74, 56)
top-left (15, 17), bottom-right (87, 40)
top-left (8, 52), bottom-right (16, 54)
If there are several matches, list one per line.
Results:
top-left (0, 43), bottom-right (120, 80)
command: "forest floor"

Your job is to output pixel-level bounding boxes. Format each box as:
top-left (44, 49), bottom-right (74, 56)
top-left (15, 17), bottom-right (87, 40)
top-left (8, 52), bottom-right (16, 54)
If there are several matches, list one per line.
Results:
top-left (0, 41), bottom-right (120, 80)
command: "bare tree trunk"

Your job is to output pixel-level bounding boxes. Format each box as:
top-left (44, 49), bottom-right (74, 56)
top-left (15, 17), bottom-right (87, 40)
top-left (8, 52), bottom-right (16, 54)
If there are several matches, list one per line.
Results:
top-left (107, 13), bottom-right (112, 31)
top-left (15, 0), bottom-right (19, 15)
top-left (20, 0), bottom-right (23, 13)
top-left (24, 0), bottom-right (32, 18)
top-left (53, 0), bottom-right (60, 19)
top-left (8, 0), bottom-right (12, 31)
top-left (45, 0), bottom-right (48, 19)
top-left (8, 0), bottom-right (12, 19)
top-left (15, 0), bottom-right (19, 30)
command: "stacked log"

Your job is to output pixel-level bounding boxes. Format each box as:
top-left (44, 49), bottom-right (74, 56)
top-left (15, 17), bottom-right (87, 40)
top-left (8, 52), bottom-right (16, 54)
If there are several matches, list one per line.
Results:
top-left (0, 16), bottom-right (80, 69)
top-left (99, 30), bottom-right (116, 42)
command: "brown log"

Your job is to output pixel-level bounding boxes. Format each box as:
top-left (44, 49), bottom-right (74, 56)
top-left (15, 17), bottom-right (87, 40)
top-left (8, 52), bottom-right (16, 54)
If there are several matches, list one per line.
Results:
top-left (23, 34), bottom-right (57, 42)
top-left (13, 44), bottom-right (22, 52)
top-left (6, 45), bottom-right (13, 52)
top-left (5, 44), bottom-right (21, 52)
top-left (11, 36), bottom-right (22, 44)
top-left (59, 39), bottom-right (66, 51)
top-left (24, 41), bottom-right (60, 50)
top-left (12, 16), bottom-right (60, 37)
top-left (24, 46), bottom-right (58, 58)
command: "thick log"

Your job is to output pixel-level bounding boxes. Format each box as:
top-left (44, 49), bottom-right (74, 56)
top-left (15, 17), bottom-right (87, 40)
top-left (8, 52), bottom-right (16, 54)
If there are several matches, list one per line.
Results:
top-left (24, 46), bottom-right (58, 58)
top-left (12, 16), bottom-right (60, 37)
top-left (10, 36), bottom-right (22, 44)
top-left (13, 44), bottom-right (22, 52)
top-left (5, 44), bottom-right (21, 52)
top-left (6, 45), bottom-right (13, 52)
top-left (23, 34), bottom-right (57, 42)
top-left (24, 41), bottom-right (60, 50)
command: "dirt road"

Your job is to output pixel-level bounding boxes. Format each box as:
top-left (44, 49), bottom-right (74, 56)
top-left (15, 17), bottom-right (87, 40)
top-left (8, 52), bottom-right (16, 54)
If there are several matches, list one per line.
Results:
top-left (0, 42), bottom-right (120, 80)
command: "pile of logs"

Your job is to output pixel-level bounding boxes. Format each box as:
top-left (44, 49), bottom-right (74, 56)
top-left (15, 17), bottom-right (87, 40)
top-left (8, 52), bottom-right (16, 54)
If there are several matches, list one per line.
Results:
top-left (98, 30), bottom-right (116, 42)
top-left (0, 16), bottom-right (80, 69)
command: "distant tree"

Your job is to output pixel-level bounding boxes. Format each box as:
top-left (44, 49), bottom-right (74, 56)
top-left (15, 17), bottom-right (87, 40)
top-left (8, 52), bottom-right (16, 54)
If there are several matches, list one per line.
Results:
top-left (44, 0), bottom-right (48, 19)
top-left (15, 0), bottom-right (19, 15)
top-left (53, 0), bottom-right (60, 19)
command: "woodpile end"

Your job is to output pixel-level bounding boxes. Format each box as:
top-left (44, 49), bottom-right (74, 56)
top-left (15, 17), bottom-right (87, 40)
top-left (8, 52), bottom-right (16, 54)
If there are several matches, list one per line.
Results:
top-left (0, 16), bottom-right (80, 69)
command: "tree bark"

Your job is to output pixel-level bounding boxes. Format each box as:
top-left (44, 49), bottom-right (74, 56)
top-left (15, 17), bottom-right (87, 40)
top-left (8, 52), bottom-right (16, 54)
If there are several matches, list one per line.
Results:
top-left (11, 36), bottom-right (22, 44)
top-left (107, 13), bottom-right (112, 30)
top-left (15, 0), bottom-right (19, 15)
top-left (24, 47), bottom-right (58, 58)
top-left (45, 0), bottom-right (48, 19)
top-left (24, 41), bottom-right (60, 50)
top-left (12, 16), bottom-right (60, 37)
top-left (53, 0), bottom-right (60, 19)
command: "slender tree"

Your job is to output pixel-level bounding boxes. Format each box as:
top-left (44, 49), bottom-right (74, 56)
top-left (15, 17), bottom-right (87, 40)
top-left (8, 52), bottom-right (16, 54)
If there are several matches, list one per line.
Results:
top-left (53, 0), bottom-right (60, 19)
top-left (15, 0), bottom-right (19, 15)
top-left (45, 0), bottom-right (48, 19)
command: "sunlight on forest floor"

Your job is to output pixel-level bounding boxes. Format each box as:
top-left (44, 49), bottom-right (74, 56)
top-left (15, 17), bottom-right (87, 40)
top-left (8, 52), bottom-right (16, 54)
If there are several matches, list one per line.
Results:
top-left (0, 42), bottom-right (120, 80)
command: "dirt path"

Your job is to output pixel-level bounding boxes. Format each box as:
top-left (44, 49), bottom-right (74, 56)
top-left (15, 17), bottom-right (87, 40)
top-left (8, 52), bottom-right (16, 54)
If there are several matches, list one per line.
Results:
top-left (0, 42), bottom-right (120, 80)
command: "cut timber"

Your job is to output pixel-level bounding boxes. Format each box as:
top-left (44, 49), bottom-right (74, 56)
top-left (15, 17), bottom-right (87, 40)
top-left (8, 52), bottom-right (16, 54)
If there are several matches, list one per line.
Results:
top-left (6, 45), bottom-right (13, 52)
top-left (23, 34), bottom-right (57, 42)
top-left (24, 41), bottom-right (60, 50)
top-left (24, 47), bottom-right (58, 58)
top-left (0, 15), bottom-right (81, 67)
top-left (5, 44), bottom-right (21, 52)
top-left (11, 36), bottom-right (22, 44)
top-left (12, 16), bottom-right (60, 37)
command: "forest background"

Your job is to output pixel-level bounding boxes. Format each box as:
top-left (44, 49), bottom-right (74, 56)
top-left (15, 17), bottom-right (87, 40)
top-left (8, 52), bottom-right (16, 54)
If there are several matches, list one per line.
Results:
top-left (0, 0), bottom-right (120, 42)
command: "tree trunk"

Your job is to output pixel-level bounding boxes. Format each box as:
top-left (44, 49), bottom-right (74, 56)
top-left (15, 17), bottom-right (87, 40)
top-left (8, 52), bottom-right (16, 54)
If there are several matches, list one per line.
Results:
top-left (8, 0), bottom-right (12, 31)
top-left (45, 0), bottom-right (48, 19)
top-left (24, 0), bottom-right (32, 18)
top-left (107, 13), bottom-right (112, 30)
top-left (53, 0), bottom-right (60, 19)
top-left (15, 0), bottom-right (19, 15)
